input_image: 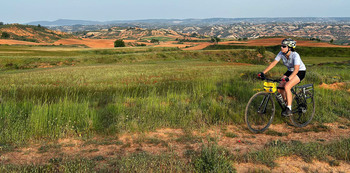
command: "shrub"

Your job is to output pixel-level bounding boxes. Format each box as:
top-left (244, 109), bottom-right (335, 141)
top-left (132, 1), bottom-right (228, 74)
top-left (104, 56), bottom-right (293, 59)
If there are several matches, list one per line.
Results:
top-left (1, 32), bottom-right (10, 39)
top-left (211, 36), bottom-right (221, 44)
top-left (150, 39), bottom-right (159, 44)
top-left (194, 144), bottom-right (235, 172)
top-left (190, 33), bottom-right (198, 37)
top-left (114, 39), bottom-right (125, 47)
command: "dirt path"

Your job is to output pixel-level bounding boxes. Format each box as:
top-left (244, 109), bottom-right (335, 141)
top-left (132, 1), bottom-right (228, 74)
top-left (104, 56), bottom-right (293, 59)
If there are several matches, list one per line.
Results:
top-left (319, 82), bottom-right (350, 92)
top-left (1, 120), bottom-right (349, 171)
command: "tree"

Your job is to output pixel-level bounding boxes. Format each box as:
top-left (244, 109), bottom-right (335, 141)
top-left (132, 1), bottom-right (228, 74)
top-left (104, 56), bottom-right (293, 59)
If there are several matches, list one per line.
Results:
top-left (114, 39), bottom-right (125, 47)
top-left (330, 39), bottom-right (334, 44)
top-left (0, 22), bottom-right (3, 25)
top-left (190, 33), bottom-right (198, 37)
top-left (210, 36), bottom-right (221, 44)
top-left (1, 32), bottom-right (10, 39)
top-left (150, 38), bottom-right (159, 44)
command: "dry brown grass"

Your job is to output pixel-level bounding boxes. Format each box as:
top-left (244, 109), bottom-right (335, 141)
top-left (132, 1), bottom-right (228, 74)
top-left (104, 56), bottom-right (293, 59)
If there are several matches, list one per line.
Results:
top-left (2, 121), bottom-right (350, 166)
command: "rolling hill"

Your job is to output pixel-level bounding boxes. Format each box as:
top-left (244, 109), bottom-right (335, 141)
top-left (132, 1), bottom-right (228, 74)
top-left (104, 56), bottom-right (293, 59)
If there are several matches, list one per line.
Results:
top-left (0, 24), bottom-right (76, 43)
top-left (80, 26), bottom-right (186, 40)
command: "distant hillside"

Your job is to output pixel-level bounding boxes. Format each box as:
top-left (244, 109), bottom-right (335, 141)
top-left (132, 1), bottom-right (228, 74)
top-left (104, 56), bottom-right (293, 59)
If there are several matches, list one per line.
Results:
top-left (0, 24), bottom-right (76, 43)
top-left (79, 27), bottom-right (186, 40)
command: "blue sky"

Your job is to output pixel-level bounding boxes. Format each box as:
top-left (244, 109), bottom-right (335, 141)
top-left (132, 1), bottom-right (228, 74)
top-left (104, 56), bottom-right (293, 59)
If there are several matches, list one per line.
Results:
top-left (1, 0), bottom-right (349, 23)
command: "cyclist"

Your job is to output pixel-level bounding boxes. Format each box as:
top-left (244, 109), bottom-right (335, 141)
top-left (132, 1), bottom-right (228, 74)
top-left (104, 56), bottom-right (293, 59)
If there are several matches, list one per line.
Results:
top-left (257, 38), bottom-right (306, 116)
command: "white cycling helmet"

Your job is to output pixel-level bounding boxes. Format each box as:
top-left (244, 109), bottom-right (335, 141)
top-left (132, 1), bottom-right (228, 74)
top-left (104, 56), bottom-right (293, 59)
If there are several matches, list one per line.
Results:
top-left (281, 38), bottom-right (296, 49)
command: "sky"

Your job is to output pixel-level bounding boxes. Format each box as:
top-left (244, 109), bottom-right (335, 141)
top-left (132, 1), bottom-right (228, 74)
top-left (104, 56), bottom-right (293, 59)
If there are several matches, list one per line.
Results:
top-left (1, 0), bottom-right (349, 24)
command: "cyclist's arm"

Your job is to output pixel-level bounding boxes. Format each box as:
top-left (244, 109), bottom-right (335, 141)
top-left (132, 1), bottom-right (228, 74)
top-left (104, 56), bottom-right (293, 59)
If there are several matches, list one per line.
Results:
top-left (289, 65), bottom-right (300, 79)
top-left (263, 60), bottom-right (279, 74)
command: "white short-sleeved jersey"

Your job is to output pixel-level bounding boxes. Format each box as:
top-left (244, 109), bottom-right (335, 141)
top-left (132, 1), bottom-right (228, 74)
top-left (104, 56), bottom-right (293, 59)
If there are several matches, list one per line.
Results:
top-left (275, 51), bottom-right (306, 71)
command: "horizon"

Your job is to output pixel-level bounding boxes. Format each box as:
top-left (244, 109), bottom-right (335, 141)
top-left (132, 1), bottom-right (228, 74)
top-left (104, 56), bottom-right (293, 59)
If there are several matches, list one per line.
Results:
top-left (1, 0), bottom-right (349, 24)
top-left (26, 16), bottom-right (350, 22)
top-left (3, 17), bottom-right (350, 26)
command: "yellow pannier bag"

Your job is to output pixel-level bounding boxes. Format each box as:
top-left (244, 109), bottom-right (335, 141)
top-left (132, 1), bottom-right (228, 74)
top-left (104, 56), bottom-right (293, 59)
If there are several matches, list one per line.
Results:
top-left (264, 82), bottom-right (277, 93)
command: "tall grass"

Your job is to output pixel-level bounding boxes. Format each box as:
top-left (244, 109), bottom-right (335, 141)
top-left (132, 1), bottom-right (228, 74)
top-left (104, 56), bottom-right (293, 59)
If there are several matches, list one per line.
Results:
top-left (0, 62), bottom-right (252, 143)
top-left (0, 46), bottom-right (349, 145)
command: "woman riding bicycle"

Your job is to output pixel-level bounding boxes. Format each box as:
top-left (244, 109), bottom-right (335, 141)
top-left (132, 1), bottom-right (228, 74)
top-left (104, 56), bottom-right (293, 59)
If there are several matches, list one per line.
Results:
top-left (258, 38), bottom-right (306, 116)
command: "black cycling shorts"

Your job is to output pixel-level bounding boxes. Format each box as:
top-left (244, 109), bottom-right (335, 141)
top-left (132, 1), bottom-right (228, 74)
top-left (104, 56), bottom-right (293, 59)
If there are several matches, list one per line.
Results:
top-left (284, 71), bottom-right (306, 81)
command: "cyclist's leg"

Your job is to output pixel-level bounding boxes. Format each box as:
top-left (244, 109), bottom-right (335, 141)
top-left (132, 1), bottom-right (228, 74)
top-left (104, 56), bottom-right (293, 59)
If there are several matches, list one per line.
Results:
top-left (278, 75), bottom-right (287, 101)
top-left (284, 75), bottom-right (301, 107)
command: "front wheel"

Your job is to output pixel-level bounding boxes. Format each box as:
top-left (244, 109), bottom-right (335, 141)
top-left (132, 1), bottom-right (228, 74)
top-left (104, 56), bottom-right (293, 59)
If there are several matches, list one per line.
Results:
top-left (290, 90), bottom-right (315, 127)
top-left (245, 92), bottom-right (275, 133)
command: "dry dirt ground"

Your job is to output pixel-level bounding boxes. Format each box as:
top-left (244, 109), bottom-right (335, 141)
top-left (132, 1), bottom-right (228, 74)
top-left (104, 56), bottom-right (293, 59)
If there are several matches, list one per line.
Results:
top-left (1, 120), bottom-right (349, 172)
top-left (319, 82), bottom-right (350, 92)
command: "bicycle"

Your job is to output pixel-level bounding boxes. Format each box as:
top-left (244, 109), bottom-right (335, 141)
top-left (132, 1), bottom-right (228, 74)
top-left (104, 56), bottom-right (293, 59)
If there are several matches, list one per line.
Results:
top-left (245, 78), bottom-right (315, 133)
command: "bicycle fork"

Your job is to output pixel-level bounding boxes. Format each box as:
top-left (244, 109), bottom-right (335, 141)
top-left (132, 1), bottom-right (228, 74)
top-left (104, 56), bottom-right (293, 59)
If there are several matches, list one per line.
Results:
top-left (257, 94), bottom-right (271, 114)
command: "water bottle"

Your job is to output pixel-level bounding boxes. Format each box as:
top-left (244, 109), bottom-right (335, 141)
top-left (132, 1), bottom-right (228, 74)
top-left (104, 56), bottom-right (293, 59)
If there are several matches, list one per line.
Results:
top-left (276, 93), bottom-right (285, 106)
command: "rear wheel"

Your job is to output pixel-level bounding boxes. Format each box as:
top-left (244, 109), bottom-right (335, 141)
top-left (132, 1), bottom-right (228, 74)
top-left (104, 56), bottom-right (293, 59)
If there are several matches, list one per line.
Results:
top-left (290, 91), bottom-right (315, 127)
top-left (245, 92), bottom-right (275, 133)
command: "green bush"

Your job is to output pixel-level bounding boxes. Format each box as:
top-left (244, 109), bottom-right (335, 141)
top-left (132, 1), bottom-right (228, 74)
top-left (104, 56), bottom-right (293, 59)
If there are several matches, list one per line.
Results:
top-left (150, 38), bottom-right (159, 44)
top-left (194, 144), bottom-right (236, 172)
top-left (211, 36), bottom-right (221, 44)
top-left (1, 32), bottom-right (10, 39)
top-left (114, 39), bottom-right (125, 47)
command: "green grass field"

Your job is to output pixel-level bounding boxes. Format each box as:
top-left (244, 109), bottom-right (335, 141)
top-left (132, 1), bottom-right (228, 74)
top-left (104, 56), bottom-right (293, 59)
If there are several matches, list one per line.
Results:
top-left (0, 45), bottom-right (349, 171)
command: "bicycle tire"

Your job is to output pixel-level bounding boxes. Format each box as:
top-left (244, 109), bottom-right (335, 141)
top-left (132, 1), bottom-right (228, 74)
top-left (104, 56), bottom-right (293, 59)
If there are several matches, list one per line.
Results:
top-left (290, 90), bottom-right (315, 127)
top-left (245, 92), bottom-right (275, 133)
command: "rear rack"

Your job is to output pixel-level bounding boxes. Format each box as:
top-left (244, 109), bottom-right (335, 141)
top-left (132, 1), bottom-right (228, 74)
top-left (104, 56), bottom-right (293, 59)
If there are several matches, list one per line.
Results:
top-left (297, 84), bottom-right (314, 99)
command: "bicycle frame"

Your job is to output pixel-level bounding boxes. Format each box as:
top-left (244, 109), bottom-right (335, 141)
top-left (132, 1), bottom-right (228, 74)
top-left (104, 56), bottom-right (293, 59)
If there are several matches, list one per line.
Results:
top-left (258, 93), bottom-right (285, 115)
top-left (259, 79), bottom-right (311, 115)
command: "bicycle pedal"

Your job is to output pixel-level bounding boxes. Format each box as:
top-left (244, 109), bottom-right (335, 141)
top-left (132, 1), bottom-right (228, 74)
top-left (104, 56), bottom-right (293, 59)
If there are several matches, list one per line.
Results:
top-left (281, 109), bottom-right (292, 117)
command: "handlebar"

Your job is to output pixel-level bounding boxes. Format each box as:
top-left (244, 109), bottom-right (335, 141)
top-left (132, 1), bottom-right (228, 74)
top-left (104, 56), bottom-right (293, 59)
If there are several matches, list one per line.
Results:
top-left (263, 78), bottom-right (282, 83)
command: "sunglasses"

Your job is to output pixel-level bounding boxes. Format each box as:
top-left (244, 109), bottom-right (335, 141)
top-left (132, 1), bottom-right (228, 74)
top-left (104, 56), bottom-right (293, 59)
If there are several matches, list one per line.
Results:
top-left (281, 45), bottom-right (288, 48)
